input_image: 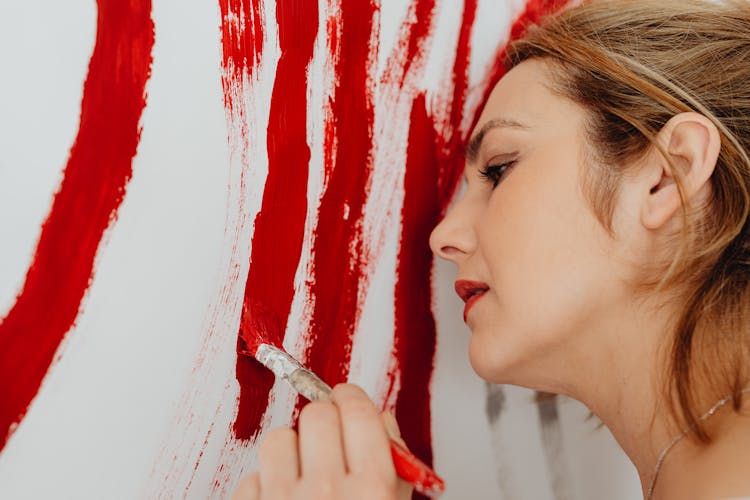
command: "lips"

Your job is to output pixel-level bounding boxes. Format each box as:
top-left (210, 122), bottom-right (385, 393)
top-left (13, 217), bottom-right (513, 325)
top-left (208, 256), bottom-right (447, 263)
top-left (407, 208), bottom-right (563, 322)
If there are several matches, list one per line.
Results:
top-left (454, 280), bottom-right (489, 322)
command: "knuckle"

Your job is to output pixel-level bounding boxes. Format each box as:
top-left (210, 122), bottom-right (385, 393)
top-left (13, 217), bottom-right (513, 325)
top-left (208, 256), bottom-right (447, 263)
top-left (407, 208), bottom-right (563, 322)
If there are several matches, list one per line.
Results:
top-left (299, 401), bottom-right (337, 425)
top-left (338, 397), bottom-right (377, 421)
top-left (331, 383), bottom-right (367, 401)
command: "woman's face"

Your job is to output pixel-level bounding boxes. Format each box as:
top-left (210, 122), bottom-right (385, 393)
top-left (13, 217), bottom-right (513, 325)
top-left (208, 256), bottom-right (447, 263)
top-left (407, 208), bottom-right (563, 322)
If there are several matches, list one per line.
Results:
top-left (430, 59), bottom-right (632, 389)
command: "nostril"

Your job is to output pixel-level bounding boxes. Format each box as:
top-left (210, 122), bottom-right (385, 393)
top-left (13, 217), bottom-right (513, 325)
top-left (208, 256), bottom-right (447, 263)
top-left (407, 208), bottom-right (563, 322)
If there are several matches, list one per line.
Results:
top-left (438, 245), bottom-right (463, 260)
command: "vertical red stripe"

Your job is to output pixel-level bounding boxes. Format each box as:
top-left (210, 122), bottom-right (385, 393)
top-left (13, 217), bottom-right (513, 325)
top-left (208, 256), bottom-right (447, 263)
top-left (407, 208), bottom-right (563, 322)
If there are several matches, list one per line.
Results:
top-left (390, 4), bottom-right (478, 494)
top-left (0, 0), bottom-right (155, 451)
top-left (218, 0), bottom-right (265, 93)
top-left (393, 0), bottom-right (438, 87)
top-left (393, 92), bottom-right (440, 479)
top-left (437, 0), bottom-right (478, 203)
top-left (300, 0), bottom-right (378, 389)
top-left (233, 0), bottom-right (319, 440)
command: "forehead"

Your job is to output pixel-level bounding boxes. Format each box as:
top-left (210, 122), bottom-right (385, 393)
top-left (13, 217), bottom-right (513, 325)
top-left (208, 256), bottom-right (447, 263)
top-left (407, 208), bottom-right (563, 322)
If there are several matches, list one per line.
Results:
top-left (472, 59), bottom-right (582, 137)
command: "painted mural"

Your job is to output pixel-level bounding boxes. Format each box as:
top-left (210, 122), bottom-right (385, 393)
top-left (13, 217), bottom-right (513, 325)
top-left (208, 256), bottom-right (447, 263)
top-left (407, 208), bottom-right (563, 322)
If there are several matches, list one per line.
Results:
top-left (0, 1), bottom-right (639, 498)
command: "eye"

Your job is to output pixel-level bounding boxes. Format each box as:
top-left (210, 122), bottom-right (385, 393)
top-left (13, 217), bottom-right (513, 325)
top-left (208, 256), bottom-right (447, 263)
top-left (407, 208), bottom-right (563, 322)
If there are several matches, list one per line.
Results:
top-left (479, 161), bottom-right (516, 188)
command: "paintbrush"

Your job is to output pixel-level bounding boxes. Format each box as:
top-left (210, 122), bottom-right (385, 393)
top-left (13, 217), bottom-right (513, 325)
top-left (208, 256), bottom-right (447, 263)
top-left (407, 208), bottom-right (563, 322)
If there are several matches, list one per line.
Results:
top-left (237, 308), bottom-right (445, 497)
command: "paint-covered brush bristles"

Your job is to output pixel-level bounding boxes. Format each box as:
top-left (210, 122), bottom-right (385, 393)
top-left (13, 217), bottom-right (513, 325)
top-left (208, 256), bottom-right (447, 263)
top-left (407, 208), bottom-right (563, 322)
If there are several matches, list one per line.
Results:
top-left (237, 301), bottom-right (283, 357)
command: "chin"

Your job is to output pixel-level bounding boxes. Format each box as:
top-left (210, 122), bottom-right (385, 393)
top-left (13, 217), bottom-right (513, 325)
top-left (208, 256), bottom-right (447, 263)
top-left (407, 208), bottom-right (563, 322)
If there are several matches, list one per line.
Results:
top-left (467, 325), bottom-right (558, 390)
top-left (467, 331), bottom-right (520, 384)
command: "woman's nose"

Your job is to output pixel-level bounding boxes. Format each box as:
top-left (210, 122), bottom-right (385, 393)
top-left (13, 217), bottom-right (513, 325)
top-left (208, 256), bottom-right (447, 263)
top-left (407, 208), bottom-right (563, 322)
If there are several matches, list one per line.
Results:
top-left (429, 199), bottom-right (477, 263)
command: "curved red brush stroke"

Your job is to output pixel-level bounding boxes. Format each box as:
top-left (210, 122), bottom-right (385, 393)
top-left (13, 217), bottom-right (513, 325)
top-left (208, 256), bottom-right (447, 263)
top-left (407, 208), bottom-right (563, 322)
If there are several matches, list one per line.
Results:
top-left (0, 0), bottom-right (155, 452)
top-left (301, 0), bottom-right (379, 396)
top-left (233, 0), bottom-right (319, 440)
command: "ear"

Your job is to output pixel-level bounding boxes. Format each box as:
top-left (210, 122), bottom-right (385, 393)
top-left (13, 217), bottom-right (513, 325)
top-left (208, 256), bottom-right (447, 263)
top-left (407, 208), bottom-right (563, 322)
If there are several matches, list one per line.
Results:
top-left (641, 112), bottom-right (721, 230)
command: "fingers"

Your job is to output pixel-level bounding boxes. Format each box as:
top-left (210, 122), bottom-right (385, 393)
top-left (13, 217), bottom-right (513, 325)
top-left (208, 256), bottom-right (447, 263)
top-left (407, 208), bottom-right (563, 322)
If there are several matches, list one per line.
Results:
top-left (234, 385), bottom-right (401, 500)
top-left (258, 426), bottom-right (299, 497)
top-left (298, 401), bottom-right (346, 478)
top-left (231, 472), bottom-right (260, 500)
top-left (331, 384), bottom-right (396, 479)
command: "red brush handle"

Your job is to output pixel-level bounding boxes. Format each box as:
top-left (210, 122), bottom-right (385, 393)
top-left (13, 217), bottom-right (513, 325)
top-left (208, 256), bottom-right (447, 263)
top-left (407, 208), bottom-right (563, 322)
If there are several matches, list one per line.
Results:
top-left (389, 439), bottom-right (445, 497)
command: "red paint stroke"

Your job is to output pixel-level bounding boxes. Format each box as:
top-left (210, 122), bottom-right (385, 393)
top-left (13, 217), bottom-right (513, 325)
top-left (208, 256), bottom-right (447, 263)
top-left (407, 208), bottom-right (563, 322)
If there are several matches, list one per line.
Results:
top-left (390, 3), bottom-right (570, 496)
top-left (391, 0), bottom-right (438, 88)
top-left (233, 0), bottom-right (319, 440)
top-left (300, 0), bottom-right (379, 394)
top-left (393, 92), bottom-right (441, 479)
top-left (0, 0), bottom-right (154, 451)
top-left (219, 0), bottom-right (265, 110)
top-left (387, 3), bottom-right (478, 492)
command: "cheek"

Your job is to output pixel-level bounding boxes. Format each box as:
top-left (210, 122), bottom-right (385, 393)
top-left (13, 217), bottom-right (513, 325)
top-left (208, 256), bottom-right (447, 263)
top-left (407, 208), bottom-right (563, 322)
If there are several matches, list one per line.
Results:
top-left (470, 157), bottom-right (611, 377)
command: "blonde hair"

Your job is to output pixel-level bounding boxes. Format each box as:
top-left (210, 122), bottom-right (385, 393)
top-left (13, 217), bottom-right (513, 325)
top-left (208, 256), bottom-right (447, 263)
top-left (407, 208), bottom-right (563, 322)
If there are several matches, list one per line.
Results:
top-left (509, 0), bottom-right (750, 441)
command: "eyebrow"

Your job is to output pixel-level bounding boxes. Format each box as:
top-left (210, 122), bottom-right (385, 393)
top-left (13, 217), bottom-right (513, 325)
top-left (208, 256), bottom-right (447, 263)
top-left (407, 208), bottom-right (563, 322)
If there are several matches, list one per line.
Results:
top-left (465, 117), bottom-right (530, 163)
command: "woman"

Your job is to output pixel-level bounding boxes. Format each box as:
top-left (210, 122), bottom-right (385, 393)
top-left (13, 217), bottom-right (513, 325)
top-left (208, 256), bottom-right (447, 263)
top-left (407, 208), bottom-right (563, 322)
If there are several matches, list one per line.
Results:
top-left (234, 0), bottom-right (750, 498)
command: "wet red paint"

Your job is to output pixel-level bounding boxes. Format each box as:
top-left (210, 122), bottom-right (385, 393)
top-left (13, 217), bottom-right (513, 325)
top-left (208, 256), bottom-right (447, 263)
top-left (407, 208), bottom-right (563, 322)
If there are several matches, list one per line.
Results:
top-left (232, 0), bottom-right (319, 440)
top-left (299, 0), bottom-right (378, 391)
top-left (0, 0), bottom-right (154, 451)
top-left (388, 3), bottom-right (478, 491)
top-left (392, 0), bottom-right (438, 88)
top-left (221, 0), bottom-right (569, 475)
top-left (393, 93), bottom-right (441, 478)
top-left (218, 0), bottom-right (265, 98)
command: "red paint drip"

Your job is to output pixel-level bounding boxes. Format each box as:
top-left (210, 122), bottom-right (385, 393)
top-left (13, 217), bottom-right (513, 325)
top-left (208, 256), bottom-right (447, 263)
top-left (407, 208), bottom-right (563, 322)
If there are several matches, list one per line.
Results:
top-left (232, 0), bottom-right (319, 440)
top-left (300, 0), bottom-right (378, 396)
top-left (0, 0), bottom-right (154, 451)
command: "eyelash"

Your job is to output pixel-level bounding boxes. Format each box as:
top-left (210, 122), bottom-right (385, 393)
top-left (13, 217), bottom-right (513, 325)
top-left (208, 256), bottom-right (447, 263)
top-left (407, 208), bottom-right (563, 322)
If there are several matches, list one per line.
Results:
top-left (479, 161), bottom-right (516, 188)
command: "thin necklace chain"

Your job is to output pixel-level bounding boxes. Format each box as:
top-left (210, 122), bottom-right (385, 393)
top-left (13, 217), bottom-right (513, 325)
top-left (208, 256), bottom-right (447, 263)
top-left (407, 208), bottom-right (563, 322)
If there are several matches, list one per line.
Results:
top-left (646, 387), bottom-right (750, 500)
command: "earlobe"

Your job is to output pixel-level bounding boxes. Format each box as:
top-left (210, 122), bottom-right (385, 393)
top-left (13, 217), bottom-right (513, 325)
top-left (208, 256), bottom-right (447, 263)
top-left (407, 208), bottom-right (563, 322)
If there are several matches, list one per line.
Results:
top-left (641, 112), bottom-right (720, 231)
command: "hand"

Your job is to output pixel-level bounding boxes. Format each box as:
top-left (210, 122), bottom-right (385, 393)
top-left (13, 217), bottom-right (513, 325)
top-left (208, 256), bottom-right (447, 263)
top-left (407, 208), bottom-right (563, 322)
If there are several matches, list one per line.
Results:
top-left (232, 383), bottom-right (413, 500)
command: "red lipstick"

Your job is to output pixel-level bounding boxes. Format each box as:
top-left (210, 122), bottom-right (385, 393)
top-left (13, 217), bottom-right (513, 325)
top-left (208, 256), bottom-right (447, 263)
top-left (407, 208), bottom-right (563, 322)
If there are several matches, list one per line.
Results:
top-left (455, 280), bottom-right (489, 322)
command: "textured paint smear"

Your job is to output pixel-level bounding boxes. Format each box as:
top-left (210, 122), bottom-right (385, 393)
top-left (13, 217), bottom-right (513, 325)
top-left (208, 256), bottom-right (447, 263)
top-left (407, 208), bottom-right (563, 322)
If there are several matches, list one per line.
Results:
top-left (300, 0), bottom-right (379, 403)
top-left (393, 92), bottom-right (441, 481)
top-left (216, 0), bottom-right (571, 495)
top-left (233, 0), bottom-right (319, 441)
top-left (219, 0), bottom-right (264, 92)
top-left (389, 3), bottom-right (478, 485)
top-left (0, 0), bottom-right (154, 452)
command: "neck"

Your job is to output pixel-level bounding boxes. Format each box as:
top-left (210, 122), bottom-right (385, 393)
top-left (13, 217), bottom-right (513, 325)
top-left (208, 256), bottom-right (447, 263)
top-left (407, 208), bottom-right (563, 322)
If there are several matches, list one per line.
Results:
top-left (561, 296), bottom-right (683, 498)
